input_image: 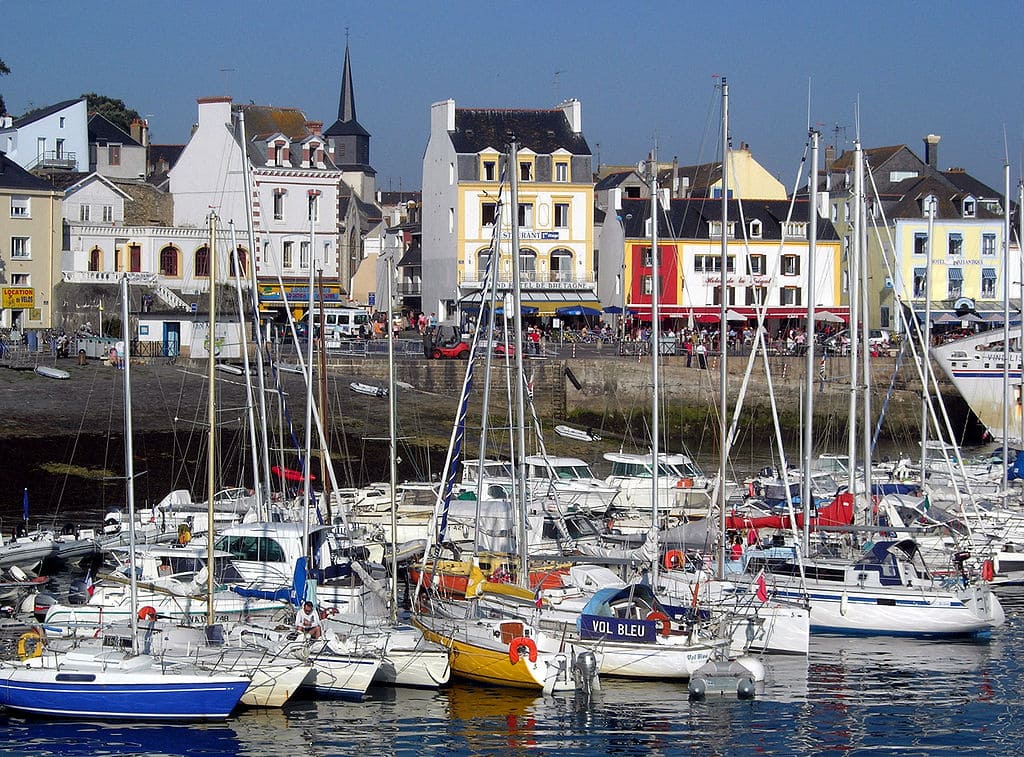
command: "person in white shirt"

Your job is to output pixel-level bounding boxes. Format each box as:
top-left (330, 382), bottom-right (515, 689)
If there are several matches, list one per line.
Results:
top-left (294, 600), bottom-right (322, 639)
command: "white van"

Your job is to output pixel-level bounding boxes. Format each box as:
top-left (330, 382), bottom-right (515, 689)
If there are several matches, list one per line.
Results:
top-left (298, 307), bottom-right (371, 346)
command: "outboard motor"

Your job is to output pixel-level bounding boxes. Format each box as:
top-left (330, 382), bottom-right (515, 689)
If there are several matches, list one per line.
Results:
top-left (103, 509), bottom-right (123, 535)
top-left (573, 650), bottom-right (600, 696)
top-left (61, 522), bottom-right (77, 537)
top-left (67, 578), bottom-right (90, 605)
top-left (31, 592), bottom-right (57, 622)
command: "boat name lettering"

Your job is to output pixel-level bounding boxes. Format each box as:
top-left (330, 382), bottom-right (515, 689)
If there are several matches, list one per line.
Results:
top-left (580, 615), bottom-right (657, 642)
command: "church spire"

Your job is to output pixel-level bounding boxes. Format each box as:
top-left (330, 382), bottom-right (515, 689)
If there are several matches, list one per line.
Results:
top-left (338, 40), bottom-right (356, 124)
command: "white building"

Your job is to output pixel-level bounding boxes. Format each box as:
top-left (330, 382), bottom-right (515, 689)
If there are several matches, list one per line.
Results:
top-left (0, 98), bottom-right (89, 173)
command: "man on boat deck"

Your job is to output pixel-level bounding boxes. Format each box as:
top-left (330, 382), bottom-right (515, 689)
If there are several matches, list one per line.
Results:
top-left (295, 600), bottom-right (322, 639)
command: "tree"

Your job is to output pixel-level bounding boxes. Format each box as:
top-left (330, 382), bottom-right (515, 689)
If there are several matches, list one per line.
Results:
top-left (0, 57), bottom-right (10, 116)
top-left (82, 92), bottom-right (141, 134)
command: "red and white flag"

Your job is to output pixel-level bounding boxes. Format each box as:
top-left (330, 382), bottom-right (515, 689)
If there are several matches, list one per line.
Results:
top-left (754, 570), bottom-right (768, 603)
top-left (84, 571), bottom-right (95, 598)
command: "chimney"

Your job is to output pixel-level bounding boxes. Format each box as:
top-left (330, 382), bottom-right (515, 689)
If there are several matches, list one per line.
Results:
top-left (130, 118), bottom-right (150, 148)
top-left (306, 120), bottom-right (323, 136)
top-left (825, 145), bottom-right (836, 167)
top-left (924, 134), bottom-right (941, 169)
top-left (196, 96), bottom-right (233, 129)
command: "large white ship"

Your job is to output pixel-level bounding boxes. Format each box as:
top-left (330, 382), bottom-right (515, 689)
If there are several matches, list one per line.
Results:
top-left (931, 327), bottom-right (1023, 442)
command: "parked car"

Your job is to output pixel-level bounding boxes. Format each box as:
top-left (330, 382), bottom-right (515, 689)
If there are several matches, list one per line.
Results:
top-left (824, 328), bottom-right (891, 351)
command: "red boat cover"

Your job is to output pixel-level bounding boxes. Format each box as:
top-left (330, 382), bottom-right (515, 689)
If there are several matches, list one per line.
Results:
top-left (271, 465), bottom-right (315, 482)
top-left (726, 491), bottom-right (854, 531)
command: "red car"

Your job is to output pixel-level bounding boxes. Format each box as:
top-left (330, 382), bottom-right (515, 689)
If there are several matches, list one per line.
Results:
top-left (432, 341), bottom-right (470, 359)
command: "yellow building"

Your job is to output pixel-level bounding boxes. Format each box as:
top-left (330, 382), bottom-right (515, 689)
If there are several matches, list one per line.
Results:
top-left (0, 153), bottom-right (62, 332)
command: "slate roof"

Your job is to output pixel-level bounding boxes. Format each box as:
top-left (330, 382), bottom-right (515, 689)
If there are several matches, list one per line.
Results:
top-left (42, 171), bottom-right (91, 191)
top-left (594, 171), bottom-right (637, 191)
top-left (378, 190), bottom-right (421, 205)
top-left (13, 98), bottom-right (83, 128)
top-left (618, 197), bottom-right (839, 241)
top-left (674, 160), bottom-right (721, 196)
top-left (450, 109), bottom-right (590, 155)
top-left (941, 169), bottom-right (1002, 201)
top-left (829, 145), bottom-right (907, 172)
top-left (0, 151), bottom-right (59, 191)
top-left (148, 144), bottom-right (184, 169)
top-left (88, 113), bottom-right (141, 146)
top-left (234, 104), bottom-right (339, 170)
top-left (883, 175), bottom-right (1004, 221)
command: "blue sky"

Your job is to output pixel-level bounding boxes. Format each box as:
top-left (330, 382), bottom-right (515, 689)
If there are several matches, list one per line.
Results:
top-left (3, 1), bottom-right (1023, 192)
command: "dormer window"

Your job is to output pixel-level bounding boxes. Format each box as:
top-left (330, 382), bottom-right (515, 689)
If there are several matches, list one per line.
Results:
top-left (519, 160), bottom-right (533, 182)
top-left (268, 139), bottom-right (289, 167)
top-left (483, 160), bottom-right (496, 181)
top-left (748, 219), bottom-right (762, 239)
top-left (963, 197), bottom-right (976, 218)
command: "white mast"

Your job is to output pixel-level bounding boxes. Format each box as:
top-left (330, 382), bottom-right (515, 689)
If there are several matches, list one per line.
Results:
top-left (802, 129), bottom-right (818, 552)
top-left (303, 192), bottom-right (319, 564)
top-left (1002, 162), bottom-right (1011, 490)
top-left (717, 78), bottom-right (729, 579)
top-left (509, 139), bottom-right (530, 584)
top-left (121, 273), bottom-right (139, 652)
top-left (646, 150), bottom-right (661, 585)
top-left (205, 212), bottom-right (217, 625)
top-left (921, 196), bottom-right (936, 478)
top-left (846, 141), bottom-right (862, 499)
top-left (385, 237), bottom-right (399, 622)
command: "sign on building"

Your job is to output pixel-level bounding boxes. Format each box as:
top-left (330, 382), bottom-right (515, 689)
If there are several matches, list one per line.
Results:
top-left (1, 287), bottom-right (35, 309)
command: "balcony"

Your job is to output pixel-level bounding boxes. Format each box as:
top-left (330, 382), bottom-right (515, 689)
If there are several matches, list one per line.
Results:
top-left (27, 150), bottom-right (78, 171)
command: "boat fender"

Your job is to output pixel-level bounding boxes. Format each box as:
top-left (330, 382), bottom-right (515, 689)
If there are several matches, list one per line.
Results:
top-left (508, 636), bottom-right (538, 665)
top-left (663, 550), bottom-right (686, 571)
top-left (981, 559), bottom-right (995, 582)
top-left (676, 477), bottom-right (693, 488)
top-left (736, 675), bottom-right (756, 699)
top-left (645, 611), bottom-right (671, 637)
top-left (177, 523), bottom-right (191, 545)
top-left (138, 605), bottom-right (158, 622)
top-left (17, 630), bottom-right (43, 660)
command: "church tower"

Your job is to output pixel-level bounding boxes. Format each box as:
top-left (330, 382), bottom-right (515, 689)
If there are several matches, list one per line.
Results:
top-left (325, 41), bottom-right (375, 200)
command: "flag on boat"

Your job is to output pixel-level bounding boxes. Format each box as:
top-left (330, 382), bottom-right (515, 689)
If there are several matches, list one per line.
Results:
top-left (534, 585), bottom-right (543, 608)
top-left (84, 571), bottom-right (95, 598)
top-left (22, 488), bottom-right (29, 521)
top-left (754, 570), bottom-right (768, 603)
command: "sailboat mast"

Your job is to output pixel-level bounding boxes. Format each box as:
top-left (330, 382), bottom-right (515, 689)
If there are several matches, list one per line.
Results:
top-left (717, 78), bottom-right (729, 580)
top-left (846, 141), bottom-right (862, 498)
top-left (121, 273), bottom-right (139, 651)
top-left (206, 212), bottom-right (217, 625)
top-left (508, 139), bottom-right (530, 585)
top-left (921, 196), bottom-right (936, 479)
top-left (647, 150), bottom-right (661, 586)
top-left (802, 130), bottom-right (819, 552)
top-left (385, 239), bottom-right (399, 622)
top-left (317, 267), bottom-right (332, 521)
top-left (859, 154), bottom-right (873, 505)
top-left (303, 193), bottom-right (319, 563)
top-left (1018, 179), bottom-right (1023, 444)
top-left (237, 110), bottom-right (274, 517)
top-left (1002, 162), bottom-right (1011, 491)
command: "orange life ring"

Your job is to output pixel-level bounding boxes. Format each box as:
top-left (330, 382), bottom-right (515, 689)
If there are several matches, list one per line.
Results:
top-left (663, 550), bottom-right (686, 571)
top-left (138, 605), bottom-right (158, 621)
top-left (676, 477), bottom-right (693, 488)
top-left (508, 636), bottom-right (538, 665)
top-left (646, 610), bottom-right (671, 637)
top-left (981, 559), bottom-right (995, 582)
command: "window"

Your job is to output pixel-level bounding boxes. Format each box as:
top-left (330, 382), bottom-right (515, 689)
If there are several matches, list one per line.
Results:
top-left (300, 241), bottom-right (310, 269)
top-left (913, 268), bottom-right (926, 298)
top-left (963, 198), bottom-right (976, 218)
top-left (10, 273), bottom-right (28, 286)
top-left (10, 237), bottom-right (30, 259)
top-left (108, 145), bottom-right (121, 166)
top-left (79, 204), bottom-right (90, 222)
top-left (231, 247), bottom-right (247, 277)
top-left (273, 191), bottom-right (284, 220)
top-left (555, 162), bottom-right (569, 182)
top-left (517, 203), bottom-right (533, 228)
top-left (554, 203), bottom-right (569, 229)
top-left (88, 247), bottom-right (102, 272)
top-left (519, 250), bottom-right (536, 280)
top-left (129, 244), bottom-right (141, 273)
top-left (747, 254), bottom-right (765, 276)
top-left (948, 233), bottom-right (963, 257)
top-left (982, 233), bottom-right (996, 256)
top-left (695, 255), bottom-right (734, 273)
top-left (519, 161), bottom-right (533, 181)
top-left (640, 274), bottom-right (652, 295)
top-left (282, 241), bottom-right (293, 269)
top-left (641, 247), bottom-right (654, 267)
top-left (483, 160), bottom-right (496, 181)
top-left (981, 268), bottom-right (996, 299)
top-left (160, 246), bottom-right (179, 277)
top-left (481, 202), bottom-right (497, 226)
top-left (831, 203), bottom-right (838, 222)
top-left (102, 205), bottom-right (113, 222)
top-left (709, 221), bottom-right (735, 238)
top-left (273, 141), bottom-right (286, 167)
top-left (194, 246), bottom-right (210, 277)
top-left (59, 117), bottom-right (65, 128)
top-left (712, 286), bottom-right (736, 306)
top-left (307, 192), bottom-right (320, 222)
top-left (10, 196), bottom-right (29, 218)
top-left (947, 268), bottom-right (963, 298)
top-left (550, 249), bottom-right (573, 281)
top-left (780, 286), bottom-right (802, 306)
top-left (914, 233), bottom-right (928, 255)
top-left (784, 222), bottom-right (806, 238)
top-left (477, 250), bottom-right (492, 276)
top-left (781, 255), bottom-right (801, 276)
top-left (745, 286), bottom-right (768, 306)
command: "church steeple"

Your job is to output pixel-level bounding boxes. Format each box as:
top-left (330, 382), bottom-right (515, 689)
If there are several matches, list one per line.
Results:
top-left (325, 38), bottom-right (372, 170)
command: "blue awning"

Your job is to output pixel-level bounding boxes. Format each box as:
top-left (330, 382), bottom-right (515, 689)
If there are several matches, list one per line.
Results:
top-left (913, 267), bottom-right (926, 278)
top-left (982, 268), bottom-right (996, 279)
top-left (947, 268), bottom-right (963, 281)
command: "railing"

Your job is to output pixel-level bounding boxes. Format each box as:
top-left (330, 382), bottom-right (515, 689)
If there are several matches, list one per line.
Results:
top-left (63, 270), bottom-right (158, 285)
top-left (26, 151), bottom-right (78, 171)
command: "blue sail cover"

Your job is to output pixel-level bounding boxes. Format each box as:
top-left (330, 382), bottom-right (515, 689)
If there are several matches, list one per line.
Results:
top-left (579, 585), bottom-right (662, 643)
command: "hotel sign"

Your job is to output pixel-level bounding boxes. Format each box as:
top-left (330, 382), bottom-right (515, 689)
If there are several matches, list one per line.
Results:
top-left (500, 231), bottom-right (562, 240)
top-left (1, 287), bottom-right (34, 308)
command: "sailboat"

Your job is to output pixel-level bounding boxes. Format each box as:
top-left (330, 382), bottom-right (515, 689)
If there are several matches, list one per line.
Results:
top-left (412, 141), bottom-right (599, 694)
top-left (0, 273), bottom-right (250, 721)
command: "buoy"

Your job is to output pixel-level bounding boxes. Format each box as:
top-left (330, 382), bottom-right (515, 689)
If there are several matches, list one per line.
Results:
top-left (663, 550), bottom-right (686, 571)
top-left (508, 636), bottom-right (538, 665)
top-left (17, 630), bottom-right (43, 660)
top-left (138, 605), bottom-right (158, 622)
top-left (645, 610), bottom-right (671, 637)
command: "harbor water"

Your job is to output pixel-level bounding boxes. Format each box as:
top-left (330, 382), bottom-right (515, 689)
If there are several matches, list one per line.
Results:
top-left (2, 608), bottom-right (1023, 755)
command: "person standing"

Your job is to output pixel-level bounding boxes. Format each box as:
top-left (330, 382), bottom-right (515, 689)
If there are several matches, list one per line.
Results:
top-left (695, 340), bottom-right (707, 370)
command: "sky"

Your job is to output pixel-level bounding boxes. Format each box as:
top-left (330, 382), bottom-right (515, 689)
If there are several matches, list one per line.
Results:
top-left (3, 1), bottom-right (1024, 193)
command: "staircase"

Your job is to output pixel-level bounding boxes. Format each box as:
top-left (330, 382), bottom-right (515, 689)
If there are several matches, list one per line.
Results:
top-left (152, 283), bottom-right (190, 311)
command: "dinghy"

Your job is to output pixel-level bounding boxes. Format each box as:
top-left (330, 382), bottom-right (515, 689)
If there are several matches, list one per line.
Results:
top-left (554, 425), bottom-right (600, 442)
top-left (350, 381), bottom-right (388, 397)
top-left (34, 366), bottom-right (69, 380)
